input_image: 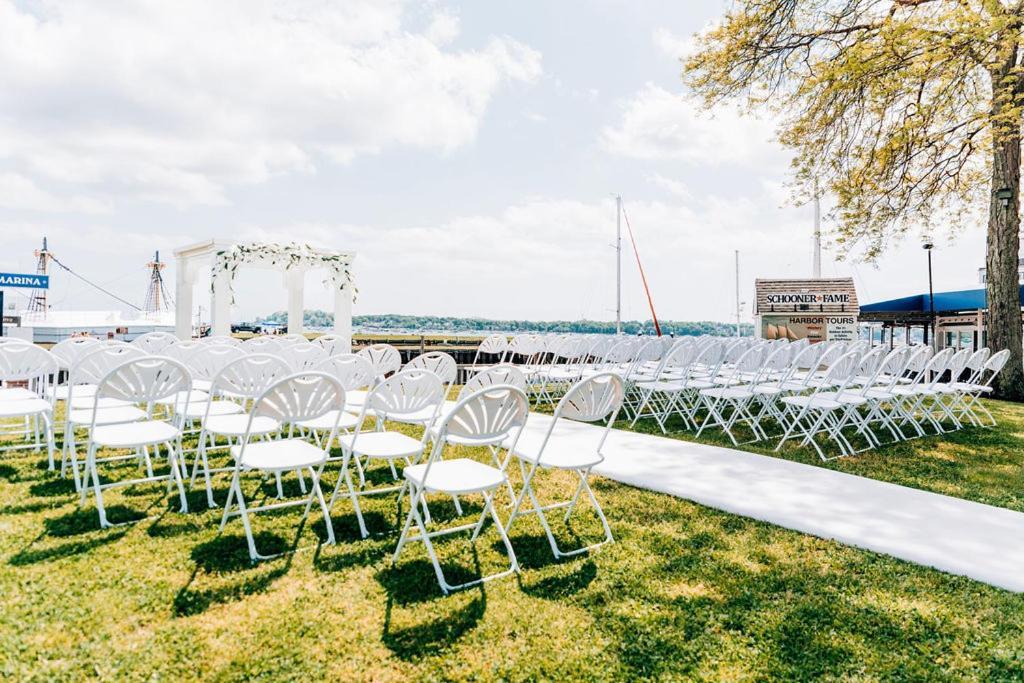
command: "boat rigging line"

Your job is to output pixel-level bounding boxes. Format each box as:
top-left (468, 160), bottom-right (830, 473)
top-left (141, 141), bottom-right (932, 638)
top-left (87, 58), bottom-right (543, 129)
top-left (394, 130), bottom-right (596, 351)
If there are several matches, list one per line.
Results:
top-left (49, 254), bottom-right (142, 311)
top-left (619, 199), bottom-right (662, 337)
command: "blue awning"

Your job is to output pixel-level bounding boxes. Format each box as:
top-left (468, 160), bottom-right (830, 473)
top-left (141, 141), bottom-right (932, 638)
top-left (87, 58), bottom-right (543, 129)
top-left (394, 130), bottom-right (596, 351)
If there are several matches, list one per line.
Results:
top-left (861, 286), bottom-right (1024, 313)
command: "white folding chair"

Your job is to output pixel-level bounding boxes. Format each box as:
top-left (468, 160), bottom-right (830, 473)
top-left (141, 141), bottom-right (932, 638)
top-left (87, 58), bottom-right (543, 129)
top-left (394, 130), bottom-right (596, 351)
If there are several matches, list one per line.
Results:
top-left (157, 344), bottom-right (244, 429)
top-left (890, 347), bottom-right (955, 437)
top-left (204, 335), bottom-right (242, 346)
top-left (429, 364), bottom-right (529, 501)
top-left (357, 343), bottom-right (401, 383)
top-left (130, 331), bottom-right (178, 354)
top-left (347, 343), bottom-right (402, 413)
top-left (281, 343), bottom-right (328, 372)
top-left (393, 384), bottom-right (529, 594)
top-left (295, 354), bottom-right (375, 450)
top-left (928, 348), bottom-right (973, 432)
top-left (831, 346), bottom-right (912, 446)
top-left (313, 333), bottom-right (350, 357)
top-left (329, 369), bottom-right (445, 538)
top-left (0, 344), bottom-right (58, 468)
top-left (775, 351), bottom-right (864, 460)
top-left (220, 372), bottom-right (344, 561)
top-left (165, 340), bottom-right (203, 362)
top-left (184, 343), bottom-right (247, 394)
top-left (504, 373), bottom-right (623, 558)
top-left (428, 363), bottom-right (527, 438)
top-left (278, 333), bottom-right (309, 346)
top-left (398, 351), bottom-right (457, 423)
top-left (459, 364), bottom-right (527, 397)
top-left (953, 349), bottom-right (1009, 427)
top-left (241, 336), bottom-right (282, 355)
top-left (82, 356), bottom-right (192, 528)
top-left (45, 336), bottom-right (102, 405)
top-left (191, 354), bottom-right (292, 508)
top-left (61, 345), bottom-right (148, 490)
top-left (467, 334), bottom-right (508, 372)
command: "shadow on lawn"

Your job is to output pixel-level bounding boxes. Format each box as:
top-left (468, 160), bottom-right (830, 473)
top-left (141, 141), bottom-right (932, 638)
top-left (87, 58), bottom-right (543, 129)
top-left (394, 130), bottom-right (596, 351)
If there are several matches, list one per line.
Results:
top-left (0, 463), bottom-right (20, 481)
top-left (377, 558), bottom-right (487, 660)
top-left (9, 529), bottom-right (128, 566)
top-left (28, 476), bottom-right (77, 498)
top-left (172, 532), bottom-right (292, 617)
top-left (521, 557), bottom-right (597, 600)
top-left (0, 500), bottom-right (53, 515)
top-left (44, 505), bottom-right (146, 536)
top-left (147, 509), bottom-right (202, 539)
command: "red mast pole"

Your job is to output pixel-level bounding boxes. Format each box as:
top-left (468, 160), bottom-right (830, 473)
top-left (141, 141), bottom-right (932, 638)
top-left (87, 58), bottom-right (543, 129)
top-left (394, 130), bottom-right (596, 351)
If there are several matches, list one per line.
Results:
top-left (620, 203), bottom-right (662, 336)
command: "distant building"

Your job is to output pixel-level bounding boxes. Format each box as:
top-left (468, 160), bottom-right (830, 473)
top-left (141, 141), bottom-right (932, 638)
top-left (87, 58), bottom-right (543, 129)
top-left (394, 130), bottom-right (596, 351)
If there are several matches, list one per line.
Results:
top-left (978, 258), bottom-right (1024, 284)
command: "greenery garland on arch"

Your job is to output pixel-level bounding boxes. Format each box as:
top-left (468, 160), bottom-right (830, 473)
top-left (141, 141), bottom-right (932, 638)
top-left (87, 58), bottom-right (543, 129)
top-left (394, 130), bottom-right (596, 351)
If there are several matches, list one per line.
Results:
top-left (211, 241), bottom-right (356, 304)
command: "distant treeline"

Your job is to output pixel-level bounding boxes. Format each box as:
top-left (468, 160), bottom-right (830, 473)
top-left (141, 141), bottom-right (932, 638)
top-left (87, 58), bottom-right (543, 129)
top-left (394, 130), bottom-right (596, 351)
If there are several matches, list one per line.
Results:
top-left (258, 310), bottom-right (753, 337)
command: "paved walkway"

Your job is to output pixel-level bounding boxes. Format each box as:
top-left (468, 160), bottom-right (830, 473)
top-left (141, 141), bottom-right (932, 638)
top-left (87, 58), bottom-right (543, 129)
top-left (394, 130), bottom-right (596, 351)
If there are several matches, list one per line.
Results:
top-left (519, 411), bottom-right (1024, 592)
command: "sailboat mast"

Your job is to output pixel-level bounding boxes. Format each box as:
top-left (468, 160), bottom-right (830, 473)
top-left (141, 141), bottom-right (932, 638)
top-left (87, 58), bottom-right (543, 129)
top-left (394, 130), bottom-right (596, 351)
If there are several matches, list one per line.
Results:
top-left (813, 177), bottom-right (822, 278)
top-left (616, 194), bottom-right (622, 335)
top-left (735, 250), bottom-right (741, 337)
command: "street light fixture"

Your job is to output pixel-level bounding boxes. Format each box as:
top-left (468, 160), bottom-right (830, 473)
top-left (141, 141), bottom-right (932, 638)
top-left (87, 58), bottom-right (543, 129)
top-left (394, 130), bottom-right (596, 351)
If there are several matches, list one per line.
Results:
top-left (923, 241), bottom-right (935, 348)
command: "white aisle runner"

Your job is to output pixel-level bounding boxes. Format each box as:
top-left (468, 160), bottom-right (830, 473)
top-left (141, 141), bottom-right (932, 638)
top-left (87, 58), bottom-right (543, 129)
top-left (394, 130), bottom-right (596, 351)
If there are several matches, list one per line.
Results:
top-left (519, 411), bottom-right (1024, 592)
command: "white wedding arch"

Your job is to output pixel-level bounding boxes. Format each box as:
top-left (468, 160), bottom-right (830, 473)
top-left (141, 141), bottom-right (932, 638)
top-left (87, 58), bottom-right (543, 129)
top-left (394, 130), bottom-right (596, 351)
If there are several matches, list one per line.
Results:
top-left (173, 239), bottom-right (355, 343)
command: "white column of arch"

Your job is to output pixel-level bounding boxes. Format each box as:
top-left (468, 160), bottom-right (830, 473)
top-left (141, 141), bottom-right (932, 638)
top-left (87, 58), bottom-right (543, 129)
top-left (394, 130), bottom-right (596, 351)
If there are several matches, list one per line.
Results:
top-left (333, 282), bottom-right (353, 351)
top-left (286, 268), bottom-right (305, 335)
top-left (211, 268), bottom-right (232, 336)
top-left (174, 255), bottom-right (196, 340)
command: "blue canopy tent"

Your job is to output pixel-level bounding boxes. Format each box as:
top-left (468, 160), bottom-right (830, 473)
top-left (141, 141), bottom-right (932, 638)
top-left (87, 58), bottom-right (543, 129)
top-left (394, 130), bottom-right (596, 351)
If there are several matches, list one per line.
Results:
top-left (859, 286), bottom-right (1023, 349)
top-left (860, 286), bottom-right (1024, 315)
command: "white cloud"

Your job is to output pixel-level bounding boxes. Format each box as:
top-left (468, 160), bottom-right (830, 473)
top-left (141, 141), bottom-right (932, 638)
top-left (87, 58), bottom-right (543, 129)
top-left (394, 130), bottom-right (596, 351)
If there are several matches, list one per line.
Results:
top-left (601, 84), bottom-right (782, 166)
top-left (222, 190), bottom-right (832, 322)
top-left (652, 27), bottom-right (695, 60)
top-left (647, 173), bottom-right (693, 200)
top-left (2, 185), bottom-right (987, 323)
top-left (425, 9), bottom-right (461, 45)
top-left (0, 172), bottom-right (111, 214)
top-left (0, 0), bottom-right (542, 208)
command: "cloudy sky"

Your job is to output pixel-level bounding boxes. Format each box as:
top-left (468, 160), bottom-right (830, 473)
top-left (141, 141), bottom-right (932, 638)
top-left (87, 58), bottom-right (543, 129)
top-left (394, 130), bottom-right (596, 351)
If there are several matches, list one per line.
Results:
top-left (0, 0), bottom-right (990, 324)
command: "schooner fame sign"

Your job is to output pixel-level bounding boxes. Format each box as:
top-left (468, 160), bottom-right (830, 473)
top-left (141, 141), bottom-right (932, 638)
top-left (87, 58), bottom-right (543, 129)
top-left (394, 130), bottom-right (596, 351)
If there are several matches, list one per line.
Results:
top-left (754, 278), bottom-right (859, 343)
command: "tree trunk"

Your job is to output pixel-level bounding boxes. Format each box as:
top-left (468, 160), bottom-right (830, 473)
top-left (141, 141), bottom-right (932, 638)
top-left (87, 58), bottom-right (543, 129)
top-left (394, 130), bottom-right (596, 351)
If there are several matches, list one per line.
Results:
top-left (986, 109), bottom-right (1024, 400)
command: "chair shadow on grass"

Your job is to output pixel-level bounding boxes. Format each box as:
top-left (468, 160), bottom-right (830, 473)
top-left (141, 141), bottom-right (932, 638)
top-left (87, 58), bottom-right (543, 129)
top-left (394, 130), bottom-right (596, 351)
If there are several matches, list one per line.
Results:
top-left (0, 463), bottom-right (20, 481)
top-left (146, 508), bottom-right (203, 539)
top-left (377, 556), bottom-right (487, 660)
top-left (503, 531), bottom-right (599, 599)
top-left (28, 476), bottom-right (78, 498)
top-left (311, 510), bottom-right (393, 573)
top-left (172, 531), bottom-right (293, 617)
top-left (44, 504), bottom-right (147, 536)
top-left (0, 500), bottom-right (53, 515)
top-left (9, 528), bottom-right (128, 566)
top-left (7, 503), bottom-right (146, 567)
top-left (179, 486), bottom-right (233, 515)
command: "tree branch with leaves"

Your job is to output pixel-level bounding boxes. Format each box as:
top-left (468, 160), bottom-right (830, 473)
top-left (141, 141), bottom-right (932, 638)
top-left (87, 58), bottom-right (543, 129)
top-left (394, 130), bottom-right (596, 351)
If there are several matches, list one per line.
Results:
top-left (685, 0), bottom-right (1024, 398)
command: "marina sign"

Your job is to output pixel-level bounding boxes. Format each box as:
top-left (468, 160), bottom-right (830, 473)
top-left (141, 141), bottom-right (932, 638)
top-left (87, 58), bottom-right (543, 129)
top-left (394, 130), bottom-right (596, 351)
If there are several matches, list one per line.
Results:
top-left (0, 272), bottom-right (48, 289)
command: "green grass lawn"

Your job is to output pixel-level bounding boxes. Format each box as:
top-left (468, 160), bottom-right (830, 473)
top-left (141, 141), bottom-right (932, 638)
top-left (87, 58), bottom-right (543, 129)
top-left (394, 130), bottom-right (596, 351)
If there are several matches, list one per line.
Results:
top-left (2, 404), bottom-right (1024, 680)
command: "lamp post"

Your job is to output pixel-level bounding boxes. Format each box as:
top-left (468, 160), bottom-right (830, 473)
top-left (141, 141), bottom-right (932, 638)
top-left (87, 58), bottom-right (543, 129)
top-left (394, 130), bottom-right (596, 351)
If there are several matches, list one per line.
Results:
top-left (923, 241), bottom-right (935, 348)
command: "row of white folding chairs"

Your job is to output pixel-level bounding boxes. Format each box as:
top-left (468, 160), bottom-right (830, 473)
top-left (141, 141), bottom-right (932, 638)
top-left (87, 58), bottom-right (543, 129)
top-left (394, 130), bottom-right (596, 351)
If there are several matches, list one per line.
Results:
top-left (0, 341), bottom-right (59, 467)
top-left (471, 333), bottom-right (801, 408)
top-left (623, 335), bottom-right (1009, 459)
top-left (55, 343), bottom-right (436, 487)
top-left (42, 347), bottom-right (625, 595)
top-left (769, 345), bottom-right (1009, 459)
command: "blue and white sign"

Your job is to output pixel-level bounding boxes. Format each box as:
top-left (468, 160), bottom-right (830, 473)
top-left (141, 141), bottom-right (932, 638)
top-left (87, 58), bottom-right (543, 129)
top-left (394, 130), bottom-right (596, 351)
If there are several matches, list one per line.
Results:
top-left (0, 272), bottom-right (49, 289)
